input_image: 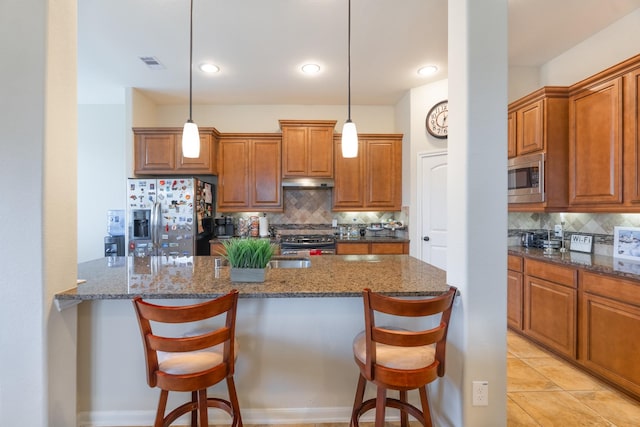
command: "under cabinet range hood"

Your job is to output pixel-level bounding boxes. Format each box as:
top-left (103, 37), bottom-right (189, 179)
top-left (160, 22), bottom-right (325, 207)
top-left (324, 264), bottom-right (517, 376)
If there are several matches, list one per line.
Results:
top-left (281, 178), bottom-right (334, 188)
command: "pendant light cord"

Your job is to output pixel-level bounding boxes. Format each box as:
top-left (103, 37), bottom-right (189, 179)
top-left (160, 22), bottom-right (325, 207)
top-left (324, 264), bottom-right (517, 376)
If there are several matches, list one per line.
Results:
top-left (347, 0), bottom-right (352, 121)
top-left (188, 0), bottom-right (194, 121)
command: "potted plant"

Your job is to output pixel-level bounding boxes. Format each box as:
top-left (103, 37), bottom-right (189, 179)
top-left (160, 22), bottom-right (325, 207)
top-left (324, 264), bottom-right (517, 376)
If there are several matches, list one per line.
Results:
top-left (221, 238), bottom-right (276, 282)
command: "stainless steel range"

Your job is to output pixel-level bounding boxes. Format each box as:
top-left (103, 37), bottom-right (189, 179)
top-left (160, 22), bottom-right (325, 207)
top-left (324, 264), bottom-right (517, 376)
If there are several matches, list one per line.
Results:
top-left (280, 234), bottom-right (336, 255)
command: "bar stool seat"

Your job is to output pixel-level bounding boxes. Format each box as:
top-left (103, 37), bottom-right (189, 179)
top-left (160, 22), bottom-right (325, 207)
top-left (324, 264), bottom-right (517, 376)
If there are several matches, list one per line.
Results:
top-left (133, 290), bottom-right (242, 427)
top-left (350, 287), bottom-right (457, 427)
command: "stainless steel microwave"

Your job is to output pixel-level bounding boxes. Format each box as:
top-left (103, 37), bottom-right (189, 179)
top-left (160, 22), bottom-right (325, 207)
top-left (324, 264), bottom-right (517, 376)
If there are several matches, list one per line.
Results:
top-left (508, 152), bottom-right (544, 203)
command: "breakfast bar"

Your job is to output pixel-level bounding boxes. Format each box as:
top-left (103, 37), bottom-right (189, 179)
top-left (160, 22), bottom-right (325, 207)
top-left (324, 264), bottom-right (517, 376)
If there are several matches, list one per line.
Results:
top-left (58, 255), bottom-right (450, 425)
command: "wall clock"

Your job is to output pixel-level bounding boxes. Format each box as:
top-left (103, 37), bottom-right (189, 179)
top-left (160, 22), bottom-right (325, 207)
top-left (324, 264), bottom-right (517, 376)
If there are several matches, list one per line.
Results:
top-left (426, 100), bottom-right (448, 139)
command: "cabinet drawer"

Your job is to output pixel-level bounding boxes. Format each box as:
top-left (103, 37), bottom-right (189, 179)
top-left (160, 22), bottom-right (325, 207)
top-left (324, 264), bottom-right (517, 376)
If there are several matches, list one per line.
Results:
top-left (581, 271), bottom-right (640, 307)
top-left (336, 242), bottom-right (369, 255)
top-left (371, 242), bottom-right (406, 254)
top-left (525, 258), bottom-right (576, 288)
top-left (508, 254), bottom-right (523, 272)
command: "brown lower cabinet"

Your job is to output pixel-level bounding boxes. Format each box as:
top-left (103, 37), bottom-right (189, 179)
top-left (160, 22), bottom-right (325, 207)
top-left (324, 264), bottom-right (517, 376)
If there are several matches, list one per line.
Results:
top-left (507, 255), bottom-right (524, 330)
top-left (336, 241), bottom-right (409, 255)
top-left (510, 254), bottom-right (640, 400)
top-left (579, 271), bottom-right (640, 398)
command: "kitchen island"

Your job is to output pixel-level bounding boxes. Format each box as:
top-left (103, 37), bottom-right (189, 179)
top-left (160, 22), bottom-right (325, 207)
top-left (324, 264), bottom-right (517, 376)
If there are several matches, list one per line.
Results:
top-left (60, 255), bottom-right (450, 426)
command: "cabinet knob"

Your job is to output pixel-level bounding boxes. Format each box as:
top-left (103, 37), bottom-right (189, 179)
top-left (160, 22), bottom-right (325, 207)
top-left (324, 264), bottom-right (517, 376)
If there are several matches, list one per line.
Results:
top-left (423, 236), bottom-right (430, 242)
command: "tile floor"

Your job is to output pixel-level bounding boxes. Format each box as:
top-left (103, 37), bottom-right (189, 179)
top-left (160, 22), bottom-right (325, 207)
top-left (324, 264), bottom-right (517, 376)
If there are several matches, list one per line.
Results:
top-left (124, 331), bottom-right (640, 426)
top-left (507, 330), bottom-right (640, 426)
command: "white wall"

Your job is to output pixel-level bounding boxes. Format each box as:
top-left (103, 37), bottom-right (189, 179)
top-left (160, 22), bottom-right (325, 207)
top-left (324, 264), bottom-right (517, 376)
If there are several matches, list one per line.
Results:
top-left (405, 79), bottom-right (449, 257)
top-left (541, 9), bottom-right (640, 86)
top-left (78, 105), bottom-right (126, 262)
top-left (154, 104), bottom-right (396, 133)
top-left (0, 1), bottom-right (78, 426)
top-left (508, 66), bottom-right (540, 102)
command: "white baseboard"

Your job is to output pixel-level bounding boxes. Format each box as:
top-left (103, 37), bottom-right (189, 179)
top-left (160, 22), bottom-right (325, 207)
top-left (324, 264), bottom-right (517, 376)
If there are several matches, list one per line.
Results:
top-left (77, 406), bottom-right (396, 426)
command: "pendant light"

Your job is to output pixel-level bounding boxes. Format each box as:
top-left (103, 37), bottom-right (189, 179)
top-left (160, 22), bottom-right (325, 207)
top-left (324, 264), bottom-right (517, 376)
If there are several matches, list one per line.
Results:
top-left (182, 0), bottom-right (200, 158)
top-left (341, 0), bottom-right (358, 158)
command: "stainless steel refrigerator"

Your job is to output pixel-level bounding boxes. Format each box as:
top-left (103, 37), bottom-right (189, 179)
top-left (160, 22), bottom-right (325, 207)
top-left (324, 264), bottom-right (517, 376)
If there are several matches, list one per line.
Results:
top-left (126, 177), bottom-right (215, 257)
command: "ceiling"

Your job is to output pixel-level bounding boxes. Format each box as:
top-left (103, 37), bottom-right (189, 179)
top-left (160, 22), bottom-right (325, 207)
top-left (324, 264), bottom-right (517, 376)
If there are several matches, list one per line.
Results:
top-left (78, 0), bottom-right (640, 105)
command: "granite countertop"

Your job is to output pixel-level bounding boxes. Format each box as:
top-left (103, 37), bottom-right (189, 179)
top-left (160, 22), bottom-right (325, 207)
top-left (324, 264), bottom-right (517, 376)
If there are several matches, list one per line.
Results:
top-left (508, 246), bottom-right (640, 282)
top-left (56, 255), bottom-right (447, 301)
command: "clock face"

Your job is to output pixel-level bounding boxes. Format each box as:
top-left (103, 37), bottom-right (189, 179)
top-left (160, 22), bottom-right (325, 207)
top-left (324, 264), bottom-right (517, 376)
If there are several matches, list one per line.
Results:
top-left (426, 100), bottom-right (448, 139)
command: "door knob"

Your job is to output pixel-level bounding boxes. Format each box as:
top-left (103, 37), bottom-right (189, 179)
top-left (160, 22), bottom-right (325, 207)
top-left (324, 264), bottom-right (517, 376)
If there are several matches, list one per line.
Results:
top-left (423, 236), bottom-right (430, 241)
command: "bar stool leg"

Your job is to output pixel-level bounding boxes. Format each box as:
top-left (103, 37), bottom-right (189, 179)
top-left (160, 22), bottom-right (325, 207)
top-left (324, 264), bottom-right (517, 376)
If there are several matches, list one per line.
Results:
top-left (419, 386), bottom-right (433, 427)
top-left (226, 376), bottom-right (243, 426)
top-left (190, 391), bottom-right (197, 426)
top-left (400, 390), bottom-right (409, 427)
top-left (375, 386), bottom-right (387, 427)
top-left (198, 389), bottom-right (208, 426)
top-left (155, 390), bottom-right (168, 427)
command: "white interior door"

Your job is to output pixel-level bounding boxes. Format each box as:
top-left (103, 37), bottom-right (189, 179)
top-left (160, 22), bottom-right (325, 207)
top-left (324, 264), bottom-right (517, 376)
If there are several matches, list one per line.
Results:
top-left (417, 152), bottom-right (448, 270)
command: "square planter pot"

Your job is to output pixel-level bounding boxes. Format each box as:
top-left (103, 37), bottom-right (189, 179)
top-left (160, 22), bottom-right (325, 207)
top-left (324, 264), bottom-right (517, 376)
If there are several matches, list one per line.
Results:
top-left (230, 267), bottom-right (266, 283)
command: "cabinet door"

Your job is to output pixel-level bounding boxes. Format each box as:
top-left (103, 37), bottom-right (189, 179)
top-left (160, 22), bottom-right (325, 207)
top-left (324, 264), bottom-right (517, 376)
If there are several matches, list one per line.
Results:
top-left (308, 126), bottom-right (334, 177)
top-left (624, 68), bottom-right (640, 204)
top-left (217, 139), bottom-right (250, 211)
top-left (507, 270), bottom-right (523, 330)
top-left (134, 133), bottom-right (176, 174)
top-left (569, 77), bottom-right (623, 205)
top-left (282, 125), bottom-right (334, 178)
top-left (281, 127), bottom-right (307, 177)
top-left (524, 276), bottom-right (577, 358)
top-left (251, 139), bottom-right (282, 210)
top-left (517, 99), bottom-right (544, 155)
top-left (176, 133), bottom-right (215, 174)
top-left (365, 138), bottom-right (402, 210)
top-left (333, 140), bottom-right (365, 210)
top-left (580, 292), bottom-right (640, 397)
top-left (336, 242), bottom-right (369, 254)
top-left (507, 111), bottom-right (517, 158)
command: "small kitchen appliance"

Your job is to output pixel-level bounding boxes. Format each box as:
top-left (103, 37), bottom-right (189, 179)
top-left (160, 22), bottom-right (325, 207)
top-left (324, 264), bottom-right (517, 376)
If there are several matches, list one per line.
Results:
top-left (508, 153), bottom-right (544, 204)
top-left (214, 217), bottom-right (227, 237)
top-left (520, 231), bottom-right (547, 248)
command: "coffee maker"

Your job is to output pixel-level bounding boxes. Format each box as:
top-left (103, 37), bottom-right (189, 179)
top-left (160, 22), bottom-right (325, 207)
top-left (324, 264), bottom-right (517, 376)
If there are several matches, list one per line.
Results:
top-left (224, 216), bottom-right (235, 237)
top-left (214, 217), bottom-right (227, 237)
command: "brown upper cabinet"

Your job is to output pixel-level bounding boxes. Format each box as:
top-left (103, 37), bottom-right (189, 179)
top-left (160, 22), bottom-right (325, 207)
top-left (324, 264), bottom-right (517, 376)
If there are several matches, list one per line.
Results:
top-left (333, 134), bottom-right (403, 211)
top-left (133, 127), bottom-right (218, 175)
top-left (280, 120), bottom-right (336, 178)
top-left (217, 134), bottom-right (282, 212)
top-left (508, 87), bottom-right (569, 212)
top-left (568, 54), bottom-right (640, 211)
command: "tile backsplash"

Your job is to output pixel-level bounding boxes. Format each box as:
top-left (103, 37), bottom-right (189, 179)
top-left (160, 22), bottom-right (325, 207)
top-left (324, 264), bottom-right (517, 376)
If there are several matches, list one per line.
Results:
top-left (509, 212), bottom-right (640, 256)
top-left (222, 188), bottom-right (408, 230)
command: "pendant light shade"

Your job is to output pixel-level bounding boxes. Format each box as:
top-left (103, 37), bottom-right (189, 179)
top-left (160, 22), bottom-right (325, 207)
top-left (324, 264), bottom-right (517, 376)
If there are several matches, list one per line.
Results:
top-left (182, 0), bottom-right (200, 158)
top-left (341, 0), bottom-right (358, 158)
top-left (182, 120), bottom-right (200, 158)
top-left (341, 120), bottom-right (358, 158)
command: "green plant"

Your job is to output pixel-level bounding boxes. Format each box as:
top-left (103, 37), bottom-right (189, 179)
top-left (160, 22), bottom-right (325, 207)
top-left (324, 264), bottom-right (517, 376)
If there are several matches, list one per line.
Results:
top-left (221, 238), bottom-right (275, 269)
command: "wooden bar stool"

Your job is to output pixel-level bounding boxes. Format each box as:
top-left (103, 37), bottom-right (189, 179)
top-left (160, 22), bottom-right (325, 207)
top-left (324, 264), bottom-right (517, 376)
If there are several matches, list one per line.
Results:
top-left (133, 290), bottom-right (242, 427)
top-left (350, 287), bottom-right (457, 427)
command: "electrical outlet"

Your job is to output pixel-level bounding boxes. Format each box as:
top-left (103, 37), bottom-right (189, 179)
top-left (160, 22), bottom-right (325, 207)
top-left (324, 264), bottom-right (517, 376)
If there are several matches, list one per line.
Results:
top-left (554, 224), bottom-right (563, 238)
top-left (472, 381), bottom-right (489, 406)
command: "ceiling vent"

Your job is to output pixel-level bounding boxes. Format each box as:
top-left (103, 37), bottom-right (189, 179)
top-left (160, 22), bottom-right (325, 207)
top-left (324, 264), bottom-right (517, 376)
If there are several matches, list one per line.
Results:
top-left (139, 56), bottom-right (165, 70)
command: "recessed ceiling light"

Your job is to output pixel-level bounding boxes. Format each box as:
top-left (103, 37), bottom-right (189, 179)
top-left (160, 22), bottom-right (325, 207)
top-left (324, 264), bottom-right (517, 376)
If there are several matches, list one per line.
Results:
top-left (417, 65), bottom-right (438, 76)
top-left (301, 63), bottom-right (321, 74)
top-left (199, 63), bottom-right (220, 73)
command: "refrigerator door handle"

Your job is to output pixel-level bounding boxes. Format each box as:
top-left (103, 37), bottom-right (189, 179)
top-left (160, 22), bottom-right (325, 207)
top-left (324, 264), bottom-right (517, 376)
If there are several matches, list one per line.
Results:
top-left (151, 202), bottom-right (160, 254)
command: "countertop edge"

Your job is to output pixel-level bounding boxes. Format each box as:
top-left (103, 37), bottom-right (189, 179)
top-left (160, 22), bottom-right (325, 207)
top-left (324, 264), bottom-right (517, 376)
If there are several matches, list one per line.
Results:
top-left (508, 246), bottom-right (640, 282)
